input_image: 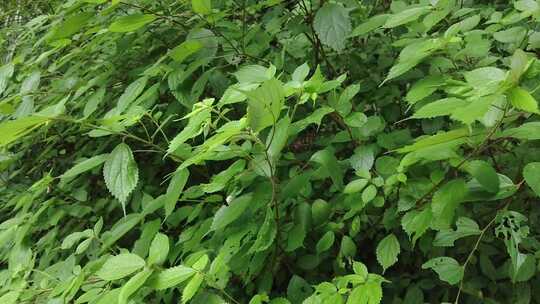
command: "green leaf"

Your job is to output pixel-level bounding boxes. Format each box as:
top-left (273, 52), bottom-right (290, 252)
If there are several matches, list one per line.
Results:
top-left (383, 6), bottom-right (432, 28)
top-left (164, 168), bottom-right (190, 217)
top-left (344, 179), bottom-right (369, 194)
top-left (192, 0), bottom-right (212, 15)
top-left (103, 143), bottom-right (139, 212)
top-left (313, 3), bottom-right (352, 51)
top-left (422, 257), bottom-right (464, 285)
top-left (451, 96), bottom-right (494, 125)
top-left (267, 115), bottom-right (291, 162)
top-left (351, 14), bottom-right (389, 37)
top-left (376, 234), bottom-right (400, 272)
top-left (182, 272), bottom-right (204, 303)
top-left (109, 14), bottom-right (157, 32)
top-left (384, 39), bottom-right (443, 83)
top-left (211, 194), bottom-right (252, 231)
top-left (118, 268), bottom-right (153, 304)
top-left (0, 63), bottom-right (15, 96)
top-left (83, 87), bottom-right (106, 118)
top-left (148, 266), bottom-right (196, 290)
top-left (405, 76), bottom-right (446, 104)
top-left (311, 148), bottom-right (343, 189)
top-left (202, 160), bottom-right (245, 193)
top-left (412, 98), bottom-right (468, 119)
top-left (168, 99), bottom-right (212, 154)
top-left (431, 179), bottom-right (467, 229)
top-left (60, 154), bottom-right (109, 185)
top-left (316, 231), bottom-right (335, 253)
top-left (169, 40), bottom-right (203, 63)
top-left (48, 13), bottom-right (93, 41)
top-left (344, 112), bottom-right (368, 128)
top-left (250, 206), bottom-right (277, 252)
top-left (245, 78), bottom-right (284, 132)
top-left (289, 106), bottom-right (334, 135)
top-left (0, 116), bottom-right (50, 147)
top-left (117, 77), bottom-right (148, 113)
top-left (465, 160), bottom-right (500, 193)
top-left (523, 162), bottom-right (540, 197)
top-left (347, 281), bottom-right (383, 304)
top-left (96, 253), bottom-right (146, 281)
top-left (147, 233), bottom-right (169, 266)
top-left (464, 67), bottom-right (506, 96)
top-left (402, 208), bottom-right (432, 245)
top-left (501, 122), bottom-right (540, 140)
top-left (434, 217), bottom-right (481, 247)
top-left (234, 65), bottom-right (273, 83)
top-left (362, 185), bottom-right (377, 203)
top-left (508, 87), bottom-right (539, 114)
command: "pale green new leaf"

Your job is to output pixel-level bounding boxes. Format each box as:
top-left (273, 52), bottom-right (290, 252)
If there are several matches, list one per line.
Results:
top-left (182, 273), bottom-right (204, 303)
top-left (167, 99), bottom-right (212, 154)
top-left (109, 14), bottom-right (157, 32)
top-left (103, 143), bottom-right (139, 212)
top-left (313, 3), bottom-right (352, 51)
top-left (376, 234), bottom-right (400, 272)
top-left (0, 116), bottom-right (50, 147)
top-left (192, 0), bottom-right (211, 15)
top-left (96, 253), bottom-right (146, 281)
top-left (347, 281), bottom-right (383, 304)
top-left (508, 87), bottom-right (539, 114)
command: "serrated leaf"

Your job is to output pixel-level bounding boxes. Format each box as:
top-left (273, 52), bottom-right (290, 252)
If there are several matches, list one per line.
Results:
top-left (182, 273), bottom-right (204, 303)
top-left (109, 14), bottom-right (156, 32)
top-left (60, 154), bottom-right (108, 185)
top-left (211, 194), bottom-right (252, 231)
top-left (351, 14), bottom-right (389, 37)
top-left (413, 98), bottom-right (468, 119)
top-left (376, 234), bottom-right (400, 272)
top-left (508, 87), bottom-right (539, 114)
top-left (148, 266), bottom-right (196, 290)
top-left (117, 77), bottom-right (148, 113)
top-left (251, 206), bottom-right (277, 252)
top-left (169, 40), bottom-right (203, 63)
top-left (422, 257), bottom-right (463, 285)
top-left (316, 231), bottom-right (335, 253)
top-left (405, 76), bottom-right (445, 104)
top-left (103, 143), bottom-right (139, 212)
top-left (164, 168), bottom-right (190, 217)
top-left (118, 268), bottom-right (153, 304)
top-left (347, 281), bottom-right (383, 304)
top-left (147, 233), bottom-right (169, 266)
top-left (524, 162), bottom-right (540, 197)
top-left (383, 6), bottom-right (432, 28)
top-left (465, 160), bottom-right (500, 193)
top-left (245, 78), bottom-right (284, 132)
top-left (431, 179), bottom-right (467, 229)
top-left (313, 3), bottom-right (351, 51)
top-left (192, 0), bottom-right (211, 15)
top-left (96, 253), bottom-right (146, 281)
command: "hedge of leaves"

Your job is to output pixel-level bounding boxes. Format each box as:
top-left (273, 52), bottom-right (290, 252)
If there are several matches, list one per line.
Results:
top-left (1, 0), bottom-right (540, 303)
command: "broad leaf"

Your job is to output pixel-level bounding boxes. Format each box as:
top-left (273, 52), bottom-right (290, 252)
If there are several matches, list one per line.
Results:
top-left (103, 143), bottom-right (139, 212)
top-left (376, 234), bottom-right (400, 272)
top-left (96, 253), bottom-right (146, 281)
top-left (313, 3), bottom-right (352, 51)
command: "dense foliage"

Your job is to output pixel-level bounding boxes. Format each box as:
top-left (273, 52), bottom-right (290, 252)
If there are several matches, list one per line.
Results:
top-left (1, 0), bottom-right (540, 303)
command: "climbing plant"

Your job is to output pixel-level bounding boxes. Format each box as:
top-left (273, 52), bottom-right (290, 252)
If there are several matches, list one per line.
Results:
top-left (1, 0), bottom-right (540, 303)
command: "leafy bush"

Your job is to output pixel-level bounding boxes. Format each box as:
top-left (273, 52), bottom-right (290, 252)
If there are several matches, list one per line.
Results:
top-left (1, 0), bottom-right (540, 303)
